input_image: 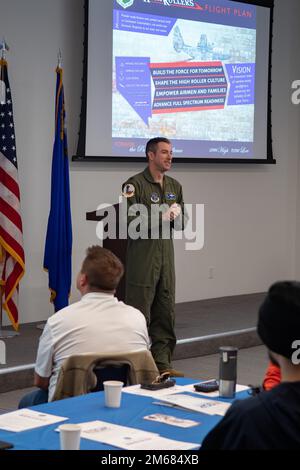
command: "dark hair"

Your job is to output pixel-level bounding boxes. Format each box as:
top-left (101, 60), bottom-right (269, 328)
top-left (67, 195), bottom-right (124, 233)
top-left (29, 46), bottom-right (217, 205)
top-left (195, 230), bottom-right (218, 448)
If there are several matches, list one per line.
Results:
top-left (81, 246), bottom-right (124, 292)
top-left (145, 137), bottom-right (171, 160)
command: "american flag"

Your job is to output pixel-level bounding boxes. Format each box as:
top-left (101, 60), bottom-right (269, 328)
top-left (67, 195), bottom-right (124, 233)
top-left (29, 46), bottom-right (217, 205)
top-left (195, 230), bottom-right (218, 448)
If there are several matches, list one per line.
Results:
top-left (0, 59), bottom-right (25, 330)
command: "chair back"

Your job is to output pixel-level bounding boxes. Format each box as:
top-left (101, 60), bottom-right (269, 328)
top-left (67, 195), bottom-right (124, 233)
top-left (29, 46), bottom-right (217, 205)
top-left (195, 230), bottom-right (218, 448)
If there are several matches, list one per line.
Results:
top-left (92, 363), bottom-right (130, 392)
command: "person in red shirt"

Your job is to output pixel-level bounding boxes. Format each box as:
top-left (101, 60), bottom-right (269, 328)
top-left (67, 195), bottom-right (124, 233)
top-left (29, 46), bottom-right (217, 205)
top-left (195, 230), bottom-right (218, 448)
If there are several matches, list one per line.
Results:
top-left (263, 361), bottom-right (281, 391)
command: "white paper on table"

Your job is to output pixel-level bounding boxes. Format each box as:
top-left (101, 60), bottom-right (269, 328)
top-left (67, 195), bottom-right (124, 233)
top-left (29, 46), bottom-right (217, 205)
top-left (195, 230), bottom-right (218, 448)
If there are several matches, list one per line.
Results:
top-left (157, 394), bottom-right (231, 416)
top-left (181, 382), bottom-right (249, 398)
top-left (144, 413), bottom-right (200, 428)
top-left (75, 420), bottom-right (158, 446)
top-left (122, 384), bottom-right (187, 398)
top-left (73, 420), bottom-right (198, 450)
top-left (0, 409), bottom-right (68, 432)
top-left (122, 435), bottom-right (199, 450)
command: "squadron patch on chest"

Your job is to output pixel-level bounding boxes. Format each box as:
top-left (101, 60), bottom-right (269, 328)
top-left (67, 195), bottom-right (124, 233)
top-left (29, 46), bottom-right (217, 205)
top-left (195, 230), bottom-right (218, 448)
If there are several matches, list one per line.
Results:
top-left (122, 183), bottom-right (135, 198)
top-left (150, 192), bottom-right (160, 203)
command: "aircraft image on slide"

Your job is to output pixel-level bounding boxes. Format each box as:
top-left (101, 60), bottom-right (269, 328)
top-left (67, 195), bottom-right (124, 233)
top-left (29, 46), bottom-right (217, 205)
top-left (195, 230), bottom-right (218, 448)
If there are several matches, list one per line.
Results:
top-left (173, 25), bottom-right (232, 61)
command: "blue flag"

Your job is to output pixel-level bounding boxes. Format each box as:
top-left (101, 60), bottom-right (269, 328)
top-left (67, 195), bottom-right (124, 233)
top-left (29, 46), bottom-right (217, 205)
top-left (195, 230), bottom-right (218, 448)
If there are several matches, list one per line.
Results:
top-left (44, 67), bottom-right (72, 312)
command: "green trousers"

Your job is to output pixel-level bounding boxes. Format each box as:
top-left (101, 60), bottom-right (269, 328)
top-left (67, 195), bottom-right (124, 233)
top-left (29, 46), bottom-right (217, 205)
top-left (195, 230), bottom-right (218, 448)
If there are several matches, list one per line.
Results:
top-left (125, 240), bottom-right (176, 371)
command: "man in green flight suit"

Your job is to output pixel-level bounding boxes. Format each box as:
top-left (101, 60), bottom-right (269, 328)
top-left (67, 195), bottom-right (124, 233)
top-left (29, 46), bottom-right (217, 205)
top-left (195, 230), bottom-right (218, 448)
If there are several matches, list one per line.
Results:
top-left (122, 137), bottom-right (186, 376)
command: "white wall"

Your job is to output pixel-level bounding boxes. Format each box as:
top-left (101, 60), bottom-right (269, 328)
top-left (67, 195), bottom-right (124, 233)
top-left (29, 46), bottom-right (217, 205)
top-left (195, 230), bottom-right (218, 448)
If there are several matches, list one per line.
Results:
top-left (0, 0), bottom-right (84, 324)
top-left (1, 0), bottom-right (300, 325)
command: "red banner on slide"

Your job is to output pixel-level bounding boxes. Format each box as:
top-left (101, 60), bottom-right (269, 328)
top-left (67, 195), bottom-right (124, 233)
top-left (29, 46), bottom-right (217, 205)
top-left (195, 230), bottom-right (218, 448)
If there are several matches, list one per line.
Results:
top-left (150, 61), bottom-right (228, 114)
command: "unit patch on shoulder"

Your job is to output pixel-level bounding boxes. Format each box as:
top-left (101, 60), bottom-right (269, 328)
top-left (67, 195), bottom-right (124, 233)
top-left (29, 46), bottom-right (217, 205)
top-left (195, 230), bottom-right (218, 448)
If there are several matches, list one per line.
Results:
top-left (122, 183), bottom-right (135, 198)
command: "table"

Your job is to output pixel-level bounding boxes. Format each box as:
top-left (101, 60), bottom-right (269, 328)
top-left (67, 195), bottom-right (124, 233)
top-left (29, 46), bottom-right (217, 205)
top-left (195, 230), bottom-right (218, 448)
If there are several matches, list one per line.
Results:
top-left (0, 379), bottom-right (249, 450)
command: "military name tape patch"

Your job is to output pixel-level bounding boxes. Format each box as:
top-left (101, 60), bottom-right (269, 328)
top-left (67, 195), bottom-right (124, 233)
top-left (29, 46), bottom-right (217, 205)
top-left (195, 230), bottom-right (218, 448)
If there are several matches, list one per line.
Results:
top-left (122, 183), bottom-right (135, 198)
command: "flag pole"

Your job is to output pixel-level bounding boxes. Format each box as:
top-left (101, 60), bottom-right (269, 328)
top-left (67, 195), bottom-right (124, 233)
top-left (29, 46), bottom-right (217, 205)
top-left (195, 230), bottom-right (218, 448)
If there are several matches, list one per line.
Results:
top-left (0, 285), bottom-right (18, 338)
top-left (37, 50), bottom-right (63, 332)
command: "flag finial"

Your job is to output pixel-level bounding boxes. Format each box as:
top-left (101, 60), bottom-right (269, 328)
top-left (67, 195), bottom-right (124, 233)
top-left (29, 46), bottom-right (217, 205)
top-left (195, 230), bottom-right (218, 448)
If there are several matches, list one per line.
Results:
top-left (0, 39), bottom-right (9, 60)
top-left (57, 49), bottom-right (62, 69)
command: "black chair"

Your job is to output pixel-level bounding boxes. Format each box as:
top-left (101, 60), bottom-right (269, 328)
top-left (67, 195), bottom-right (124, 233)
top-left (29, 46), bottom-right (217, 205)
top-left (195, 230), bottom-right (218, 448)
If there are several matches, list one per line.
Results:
top-left (91, 364), bottom-right (130, 392)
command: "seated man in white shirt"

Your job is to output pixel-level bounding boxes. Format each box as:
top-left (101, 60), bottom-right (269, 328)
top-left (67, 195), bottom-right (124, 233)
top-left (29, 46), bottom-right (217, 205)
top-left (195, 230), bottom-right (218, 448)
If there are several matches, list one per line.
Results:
top-left (19, 246), bottom-right (151, 407)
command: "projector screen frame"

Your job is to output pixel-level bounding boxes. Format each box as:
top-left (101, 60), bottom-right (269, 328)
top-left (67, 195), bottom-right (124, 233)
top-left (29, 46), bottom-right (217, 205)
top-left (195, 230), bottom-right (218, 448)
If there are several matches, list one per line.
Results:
top-left (74, 0), bottom-right (275, 165)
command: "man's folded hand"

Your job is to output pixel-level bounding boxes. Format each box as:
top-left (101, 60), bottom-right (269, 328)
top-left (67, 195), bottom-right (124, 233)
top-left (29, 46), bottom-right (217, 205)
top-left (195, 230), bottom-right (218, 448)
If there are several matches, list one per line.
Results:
top-left (162, 203), bottom-right (181, 221)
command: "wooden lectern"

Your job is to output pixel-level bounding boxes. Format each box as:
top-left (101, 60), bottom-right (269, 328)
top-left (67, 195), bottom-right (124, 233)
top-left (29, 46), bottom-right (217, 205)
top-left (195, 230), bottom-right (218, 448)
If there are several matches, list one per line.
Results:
top-left (86, 204), bottom-right (127, 301)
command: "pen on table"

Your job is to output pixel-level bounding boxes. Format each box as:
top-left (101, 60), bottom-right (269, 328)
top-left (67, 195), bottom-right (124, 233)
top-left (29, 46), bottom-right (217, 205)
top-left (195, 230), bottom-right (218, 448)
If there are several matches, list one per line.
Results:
top-left (152, 401), bottom-right (196, 413)
top-left (152, 401), bottom-right (181, 409)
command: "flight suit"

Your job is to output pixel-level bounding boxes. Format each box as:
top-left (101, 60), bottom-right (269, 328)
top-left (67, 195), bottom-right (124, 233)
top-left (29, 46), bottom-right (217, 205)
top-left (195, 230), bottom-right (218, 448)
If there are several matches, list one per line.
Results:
top-left (122, 167), bottom-right (186, 371)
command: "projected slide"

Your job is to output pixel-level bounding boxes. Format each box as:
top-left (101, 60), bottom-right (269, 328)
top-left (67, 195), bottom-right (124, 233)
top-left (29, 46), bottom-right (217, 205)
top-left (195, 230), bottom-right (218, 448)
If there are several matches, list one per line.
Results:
top-left (112, 0), bottom-right (257, 158)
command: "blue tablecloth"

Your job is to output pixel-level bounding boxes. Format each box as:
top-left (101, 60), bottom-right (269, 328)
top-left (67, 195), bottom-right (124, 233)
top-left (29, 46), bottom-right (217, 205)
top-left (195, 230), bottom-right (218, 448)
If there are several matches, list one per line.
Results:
top-left (0, 379), bottom-right (249, 450)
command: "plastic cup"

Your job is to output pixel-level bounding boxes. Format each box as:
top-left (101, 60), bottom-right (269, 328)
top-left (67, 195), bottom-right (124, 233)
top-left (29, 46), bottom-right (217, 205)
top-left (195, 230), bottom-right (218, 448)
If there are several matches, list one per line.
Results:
top-left (103, 380), bottom-right (124, 408)
top-left (59, 423), bottom-right (81, 450)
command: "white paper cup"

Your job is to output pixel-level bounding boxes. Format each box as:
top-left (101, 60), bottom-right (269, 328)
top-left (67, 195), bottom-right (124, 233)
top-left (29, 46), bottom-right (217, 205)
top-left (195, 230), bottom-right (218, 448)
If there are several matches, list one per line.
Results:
top-left (103, 380), bottom-right (124, 408)
top-left (59, 423), bottom-right (81, 450)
